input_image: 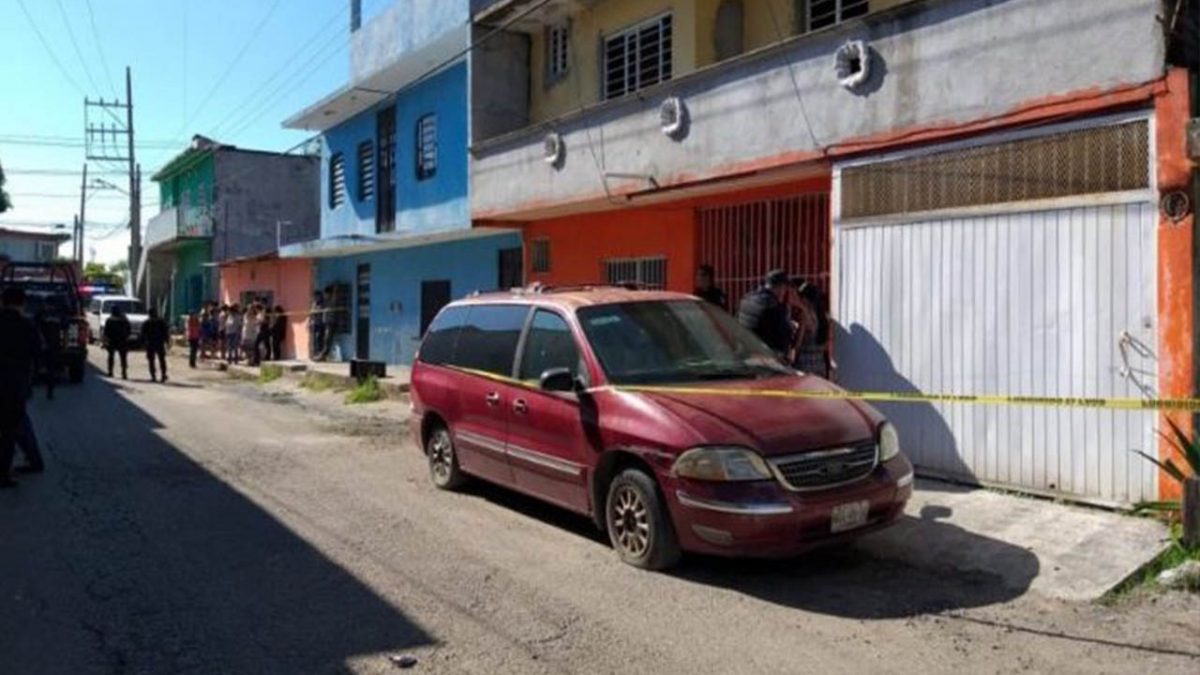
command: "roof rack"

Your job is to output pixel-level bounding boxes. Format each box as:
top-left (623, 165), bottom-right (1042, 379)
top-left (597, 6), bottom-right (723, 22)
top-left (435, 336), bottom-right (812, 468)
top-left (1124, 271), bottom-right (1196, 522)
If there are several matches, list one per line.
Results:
top-left (518, 281), bottom-right (654, 294)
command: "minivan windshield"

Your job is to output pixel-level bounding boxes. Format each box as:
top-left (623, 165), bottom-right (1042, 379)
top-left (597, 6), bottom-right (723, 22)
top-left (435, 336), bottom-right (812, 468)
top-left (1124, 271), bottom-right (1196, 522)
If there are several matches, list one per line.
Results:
top-left (103, 299), bottom-right (146, 315)
top-left (577, 300), bottom-right (792, 385)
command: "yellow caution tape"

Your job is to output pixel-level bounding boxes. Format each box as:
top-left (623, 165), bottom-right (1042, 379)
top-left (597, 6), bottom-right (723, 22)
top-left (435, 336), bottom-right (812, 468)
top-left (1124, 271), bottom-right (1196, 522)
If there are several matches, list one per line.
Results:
top-left (442, 365), bottom-right (1200, 412)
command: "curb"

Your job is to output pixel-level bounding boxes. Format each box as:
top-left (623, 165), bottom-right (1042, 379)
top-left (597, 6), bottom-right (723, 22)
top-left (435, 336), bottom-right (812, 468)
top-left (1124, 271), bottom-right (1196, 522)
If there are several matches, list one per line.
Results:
top-left (221, 361), bottom-right (410, 397)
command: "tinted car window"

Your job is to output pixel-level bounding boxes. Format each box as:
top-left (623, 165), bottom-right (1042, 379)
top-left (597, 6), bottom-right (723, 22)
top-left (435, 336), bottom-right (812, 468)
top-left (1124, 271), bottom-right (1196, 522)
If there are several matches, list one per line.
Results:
top-left (419, 305), bottom-right (469, 365)
top-left (578, 300), bottom-right (791, 385)
top-left (518, 309), bottom-right (580, 382)
top-left (455, 304), bottom-right (528, 376)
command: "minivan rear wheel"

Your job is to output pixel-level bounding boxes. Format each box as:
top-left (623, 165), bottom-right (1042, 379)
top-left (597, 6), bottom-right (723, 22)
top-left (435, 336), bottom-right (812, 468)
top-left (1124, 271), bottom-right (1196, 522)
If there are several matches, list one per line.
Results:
top-left (426, 424), bottom-right (467, 490)
top-left (605, 469), bottom-right (681, 570)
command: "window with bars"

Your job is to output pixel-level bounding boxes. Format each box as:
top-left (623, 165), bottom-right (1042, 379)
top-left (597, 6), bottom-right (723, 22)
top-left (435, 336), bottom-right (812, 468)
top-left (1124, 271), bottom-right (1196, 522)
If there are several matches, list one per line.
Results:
top-left (805, 0), bottom-right (869, 32)
top-left (546, 22), bottom-right (570, 83)
top-left (357, 140), bottom-right (375, 201)
top-left (416, 113), bottom-right (437, 181)
top-left (329, 152), bottom-right (346, 209)
top-left (602, 14), bottom-right (672, 100)
top-left (604, 256), bottom-right (668, 290)
top-left (530, 239), bottom-right (551, 274)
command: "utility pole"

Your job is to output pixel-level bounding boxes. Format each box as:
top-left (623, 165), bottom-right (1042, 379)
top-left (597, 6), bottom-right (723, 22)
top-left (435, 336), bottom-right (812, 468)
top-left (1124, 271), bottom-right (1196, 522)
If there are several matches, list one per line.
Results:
top-left (72, 215), bottom-right (80, 269)
top-left (77, 164), bottom-right (88, 269)
top-left (126, 67), bottom-right (140, 287)
top-left (83, 66), bottom-right (139, 289)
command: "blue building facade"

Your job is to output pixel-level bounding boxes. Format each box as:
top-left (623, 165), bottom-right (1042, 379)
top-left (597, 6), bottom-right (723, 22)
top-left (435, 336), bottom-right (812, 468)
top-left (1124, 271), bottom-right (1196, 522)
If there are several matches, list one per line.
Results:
top-left (282, 0), bottom-right (521, 364)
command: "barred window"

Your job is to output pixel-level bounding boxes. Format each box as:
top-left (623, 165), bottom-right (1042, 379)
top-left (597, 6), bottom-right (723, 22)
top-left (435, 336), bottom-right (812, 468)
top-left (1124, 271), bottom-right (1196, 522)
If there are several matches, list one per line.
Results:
top-left (329, 152), bottom-right (346, 209)
top-left (357, 140), bottom-right (375, 201)
top-left (547, 23), bottom-right (570, 82)
top-left (805, 0), bottom-right (869, 32)
top-left (603, 14), bottom-right (672, 100)
top-left (416, 113), bottom-right (437, 181)
top-left (530, 239), bottom-right (551, 274)
top-left (604, 256), bottom-right (667, 290)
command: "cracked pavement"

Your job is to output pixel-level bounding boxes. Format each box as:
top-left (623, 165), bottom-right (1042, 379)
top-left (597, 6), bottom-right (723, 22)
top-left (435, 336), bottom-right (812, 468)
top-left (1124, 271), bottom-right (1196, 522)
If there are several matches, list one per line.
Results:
top-left (1, 351), bottom-right (1197, 674)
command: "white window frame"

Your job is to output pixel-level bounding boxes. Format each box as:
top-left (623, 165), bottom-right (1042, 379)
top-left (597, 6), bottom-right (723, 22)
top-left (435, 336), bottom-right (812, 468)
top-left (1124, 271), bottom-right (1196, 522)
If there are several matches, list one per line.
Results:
top-left (416, 113), bottom-right (438, 181)
top-left (806, 0), bottom-right (869, 32)
top-left (329, 152), bottom-right (347, 209)
top-left (357, 140), bottom-right (375, 201)
top-left (601, 13), bottom-right (673, 101)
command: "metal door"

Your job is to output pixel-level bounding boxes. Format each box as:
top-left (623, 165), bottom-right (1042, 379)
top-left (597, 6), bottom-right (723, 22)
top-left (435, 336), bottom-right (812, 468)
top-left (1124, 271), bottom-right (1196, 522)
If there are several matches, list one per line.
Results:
top-left (355, 264), bottom-right (371, 359)
top-left (420, 280), bottom-right (451, 336)
top-left (498, 247), bottom-right (523, 290)
top-left (834, 202), bottom-right (1158, 505)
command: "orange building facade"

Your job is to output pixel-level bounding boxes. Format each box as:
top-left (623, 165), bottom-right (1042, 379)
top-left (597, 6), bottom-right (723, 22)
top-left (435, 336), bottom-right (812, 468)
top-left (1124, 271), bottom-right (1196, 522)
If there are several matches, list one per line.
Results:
top-left (218, 257), bottom-right (315, 361)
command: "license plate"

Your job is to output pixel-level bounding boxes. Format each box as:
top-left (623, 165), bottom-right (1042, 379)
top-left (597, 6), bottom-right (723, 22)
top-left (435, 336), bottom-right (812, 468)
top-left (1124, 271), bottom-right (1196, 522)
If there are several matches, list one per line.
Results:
top-left (830, 500), bottom-right (870, 533)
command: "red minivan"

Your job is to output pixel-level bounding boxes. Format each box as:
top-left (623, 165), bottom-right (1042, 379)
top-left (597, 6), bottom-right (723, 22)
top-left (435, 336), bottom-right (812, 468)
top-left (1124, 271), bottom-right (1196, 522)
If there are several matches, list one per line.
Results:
top-left (410, 287), bottom-right (913, 570)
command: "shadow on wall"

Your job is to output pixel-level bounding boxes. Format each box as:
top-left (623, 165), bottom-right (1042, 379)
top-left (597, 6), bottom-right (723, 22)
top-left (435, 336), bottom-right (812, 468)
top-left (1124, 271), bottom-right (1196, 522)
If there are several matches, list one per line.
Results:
top-left (834, 322), bottom-right (976, 488)
top-left (0, 366), bottom-right (431, 674)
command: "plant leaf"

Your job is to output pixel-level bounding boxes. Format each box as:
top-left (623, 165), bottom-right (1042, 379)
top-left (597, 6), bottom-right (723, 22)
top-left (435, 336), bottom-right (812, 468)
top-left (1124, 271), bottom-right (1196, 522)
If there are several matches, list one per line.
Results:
top-left (1163, 416), bottom-right (1200, 475)
top-left (1132, 500), bottom-right (1182, 513)
top-left (1132, 449), bottom-right (1186, 482)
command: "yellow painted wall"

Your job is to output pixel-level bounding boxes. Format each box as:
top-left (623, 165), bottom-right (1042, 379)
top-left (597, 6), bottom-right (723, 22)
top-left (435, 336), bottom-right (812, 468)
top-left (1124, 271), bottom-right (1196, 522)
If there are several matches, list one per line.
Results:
top-left (530, 0), bottom-right (909, 124)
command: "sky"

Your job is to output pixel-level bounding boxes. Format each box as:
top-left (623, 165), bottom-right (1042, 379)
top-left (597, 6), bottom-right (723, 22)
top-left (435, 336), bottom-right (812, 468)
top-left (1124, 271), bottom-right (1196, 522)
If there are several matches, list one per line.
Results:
top-left (0, 0), bottom-right (393, 265)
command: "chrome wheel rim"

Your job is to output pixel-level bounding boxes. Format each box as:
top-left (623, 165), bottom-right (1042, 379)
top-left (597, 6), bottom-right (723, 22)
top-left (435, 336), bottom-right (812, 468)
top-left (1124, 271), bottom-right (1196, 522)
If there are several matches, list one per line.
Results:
top-left (610, 485), bottom-right (650, 558)
top-left (429, 431), bottom-right (452, 482)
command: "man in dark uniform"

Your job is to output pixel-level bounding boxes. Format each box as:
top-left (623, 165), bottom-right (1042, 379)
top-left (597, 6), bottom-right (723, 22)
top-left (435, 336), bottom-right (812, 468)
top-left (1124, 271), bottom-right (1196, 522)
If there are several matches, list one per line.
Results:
top-left (693, 264), bottom-right (727, 311)
top-left (736, 269), bottom-right (794, 357)
top-left (0, 287), bottom-right (40, 488)
top-left (142, 308), bottom-right (169, 383)
top-left (104, 305), bottom-right (132, 379)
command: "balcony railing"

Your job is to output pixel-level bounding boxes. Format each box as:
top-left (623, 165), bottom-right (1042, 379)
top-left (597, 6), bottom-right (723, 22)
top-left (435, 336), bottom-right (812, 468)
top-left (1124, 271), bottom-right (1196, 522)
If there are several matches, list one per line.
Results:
top-left (144, 206), bottom-right (214, 250)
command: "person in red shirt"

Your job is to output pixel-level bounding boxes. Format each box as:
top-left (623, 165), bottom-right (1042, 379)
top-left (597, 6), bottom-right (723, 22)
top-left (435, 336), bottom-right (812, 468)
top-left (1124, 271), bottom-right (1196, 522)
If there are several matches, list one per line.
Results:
top-left (186, 313), bottom-right (202, 369)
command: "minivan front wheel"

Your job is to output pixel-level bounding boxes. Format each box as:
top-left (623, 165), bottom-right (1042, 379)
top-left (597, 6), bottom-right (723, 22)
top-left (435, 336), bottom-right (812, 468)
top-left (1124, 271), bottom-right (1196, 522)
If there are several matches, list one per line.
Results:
top-left (426, 425), bottom-right (467, 490)
top-left (605, 469), bottom-right (681, 570)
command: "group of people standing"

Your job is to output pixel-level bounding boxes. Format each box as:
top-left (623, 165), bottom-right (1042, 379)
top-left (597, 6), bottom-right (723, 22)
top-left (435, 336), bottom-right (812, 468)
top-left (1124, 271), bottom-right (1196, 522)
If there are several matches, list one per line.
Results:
top-left (186, 301), bottom-right (287, 368)
top-left (693, 264), bottom-right (831, 376)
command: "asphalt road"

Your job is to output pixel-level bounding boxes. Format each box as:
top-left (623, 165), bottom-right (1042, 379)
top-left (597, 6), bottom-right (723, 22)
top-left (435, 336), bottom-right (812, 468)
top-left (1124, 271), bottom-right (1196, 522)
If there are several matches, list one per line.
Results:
top-left (1, 351), bottom-right (1197, 674)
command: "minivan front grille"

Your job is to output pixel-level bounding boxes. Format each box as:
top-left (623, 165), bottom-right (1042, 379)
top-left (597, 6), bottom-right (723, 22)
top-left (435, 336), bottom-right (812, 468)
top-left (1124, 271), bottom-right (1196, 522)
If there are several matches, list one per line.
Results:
top-left (770, 443), bottom-right (878, 491)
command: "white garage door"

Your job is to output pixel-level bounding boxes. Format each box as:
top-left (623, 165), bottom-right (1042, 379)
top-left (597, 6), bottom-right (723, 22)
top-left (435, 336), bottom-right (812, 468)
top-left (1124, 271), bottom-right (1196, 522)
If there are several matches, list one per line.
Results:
top-left (832, 116), bottom-right (1157, 505)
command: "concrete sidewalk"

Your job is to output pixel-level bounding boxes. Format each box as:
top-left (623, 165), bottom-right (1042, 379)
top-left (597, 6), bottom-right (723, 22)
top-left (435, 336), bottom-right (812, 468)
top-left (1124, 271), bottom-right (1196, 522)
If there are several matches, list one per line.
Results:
top-left (859, 479), bottom-right (1170, 601)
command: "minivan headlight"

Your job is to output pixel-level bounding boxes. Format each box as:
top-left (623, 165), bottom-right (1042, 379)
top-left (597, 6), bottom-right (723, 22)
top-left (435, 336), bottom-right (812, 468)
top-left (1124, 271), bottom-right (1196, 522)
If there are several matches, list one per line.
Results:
top-left (879, 423), bottom-right (901, 462)
top-left (673, 447), bottom-right (772, 482)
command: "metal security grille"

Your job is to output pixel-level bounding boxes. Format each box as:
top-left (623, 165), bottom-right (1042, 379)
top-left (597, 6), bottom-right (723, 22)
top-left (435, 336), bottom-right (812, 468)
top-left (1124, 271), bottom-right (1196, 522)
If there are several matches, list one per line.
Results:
top-left (548, 23), bottom-right (569, 78)
top-left (530, 239), bottom-right (551, 274)
top-left (603, 14), bottom-right (672, 100)
top-left (840, 120), bottom-right (1150, 219)
top-left (697, 193), bottom-right (831, 306)
top-left (329, 152), bottom-right (346, 208)
top-left (357, 141), bottom-right (375, 201)
top-left (807, 0), bottom-right (869, 31)
top-left (416, 113), bottom-right (437, 180)
top-left (604, 256), bottom-right (667, 289)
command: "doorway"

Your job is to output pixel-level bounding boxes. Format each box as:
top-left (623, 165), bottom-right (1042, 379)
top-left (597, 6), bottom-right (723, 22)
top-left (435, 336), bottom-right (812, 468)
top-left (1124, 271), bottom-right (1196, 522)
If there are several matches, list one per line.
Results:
top-left (420, 280), bottom-right (451, 336)
top-left (498, 247), bottom-right (523, 290)
top-left (355, 264), bottom-right (371, 359)
top-left (376, 106), bottom-right (396, 233)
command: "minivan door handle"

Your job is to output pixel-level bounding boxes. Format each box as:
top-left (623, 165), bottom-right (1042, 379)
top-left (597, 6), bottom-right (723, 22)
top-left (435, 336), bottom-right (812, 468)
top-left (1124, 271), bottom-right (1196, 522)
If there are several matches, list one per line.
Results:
top-left (512, 398), bottom-right (528, 415)
top-left (485, 392), bottom-right (501, 407)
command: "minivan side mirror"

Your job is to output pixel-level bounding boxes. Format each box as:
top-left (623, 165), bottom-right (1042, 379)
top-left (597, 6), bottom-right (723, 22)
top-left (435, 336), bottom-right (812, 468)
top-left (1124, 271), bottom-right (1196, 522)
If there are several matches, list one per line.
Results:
top-left (540, 367), bottom-right (579, 393)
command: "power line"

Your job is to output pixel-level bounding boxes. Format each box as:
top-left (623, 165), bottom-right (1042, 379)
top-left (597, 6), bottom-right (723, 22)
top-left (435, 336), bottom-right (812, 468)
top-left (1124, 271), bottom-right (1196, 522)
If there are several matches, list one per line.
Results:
top-left (175, 0), bottom-right (285, 137)
top-left (83, 0), bottom-right (119, 99)
top-left (55, 0), bottom-right (102, 96)
top-left (4, 168), bottom-right (130, 176)
top-left (16, 0), bottom-right (86, 96)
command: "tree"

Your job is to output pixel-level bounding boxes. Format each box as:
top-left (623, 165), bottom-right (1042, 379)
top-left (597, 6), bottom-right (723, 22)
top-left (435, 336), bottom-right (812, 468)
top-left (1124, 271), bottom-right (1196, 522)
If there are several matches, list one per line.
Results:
top-left (84, 261), bottom-right (109, 279)
top-left (0, 160), bottom-right (11, 213)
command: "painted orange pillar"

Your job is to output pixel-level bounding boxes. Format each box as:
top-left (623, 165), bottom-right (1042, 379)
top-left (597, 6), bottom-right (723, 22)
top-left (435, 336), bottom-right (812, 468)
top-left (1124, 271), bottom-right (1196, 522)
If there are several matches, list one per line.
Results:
top-left (1155, 68), bottom-right (1196, 500)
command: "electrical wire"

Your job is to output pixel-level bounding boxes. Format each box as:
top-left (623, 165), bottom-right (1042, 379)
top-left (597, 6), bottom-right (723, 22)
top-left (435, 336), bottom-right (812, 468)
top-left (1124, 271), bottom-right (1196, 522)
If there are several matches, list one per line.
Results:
top-left (16, 0), bottom-right (87, 96)
top-left (55, 0), bottom-right (103, 96)
top-left (83, 0), bottom-right (119, 99)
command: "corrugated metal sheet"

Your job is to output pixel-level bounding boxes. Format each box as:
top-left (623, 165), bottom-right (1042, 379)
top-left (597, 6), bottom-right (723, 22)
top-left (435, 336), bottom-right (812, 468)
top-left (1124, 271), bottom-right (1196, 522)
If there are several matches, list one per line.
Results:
top-left (834, 202), bottom-right (1158, 505)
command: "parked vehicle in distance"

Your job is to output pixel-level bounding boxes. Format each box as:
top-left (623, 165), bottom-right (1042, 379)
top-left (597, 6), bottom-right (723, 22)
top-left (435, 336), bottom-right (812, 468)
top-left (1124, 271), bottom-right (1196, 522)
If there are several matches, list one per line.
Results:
top-left (0, 261), bottom-right (89, 383)
top-left (409, 286), bottom-right (914, 570)
top-left (86, 295), bottom-right (149, 346)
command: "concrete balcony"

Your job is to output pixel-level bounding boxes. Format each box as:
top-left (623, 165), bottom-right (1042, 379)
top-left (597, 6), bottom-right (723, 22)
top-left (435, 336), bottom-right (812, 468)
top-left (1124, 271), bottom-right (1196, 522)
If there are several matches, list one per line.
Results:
top-left (469, 0), bottom-right (1162, 221)
top-left (143, 207), bottom-right (214, 252)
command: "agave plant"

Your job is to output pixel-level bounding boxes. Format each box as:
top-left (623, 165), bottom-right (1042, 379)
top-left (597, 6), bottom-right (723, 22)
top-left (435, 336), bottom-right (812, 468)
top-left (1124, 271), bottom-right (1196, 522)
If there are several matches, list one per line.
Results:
top-left (1133, 416), bottom-right (1200, 514)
